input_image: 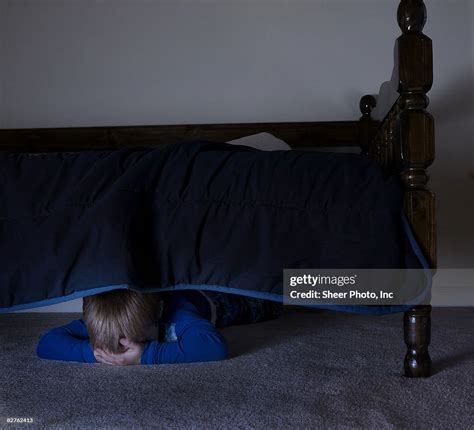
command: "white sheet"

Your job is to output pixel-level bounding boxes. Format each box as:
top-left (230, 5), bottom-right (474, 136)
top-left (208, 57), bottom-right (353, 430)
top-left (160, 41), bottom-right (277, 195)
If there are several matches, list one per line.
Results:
top-left (226, 132), bottom-right (291, 151)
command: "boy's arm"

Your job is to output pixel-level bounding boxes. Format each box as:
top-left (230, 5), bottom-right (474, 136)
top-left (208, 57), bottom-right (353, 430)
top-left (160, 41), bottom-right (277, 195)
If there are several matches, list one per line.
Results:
top-left (36, 319), bottom-right (97, 363)
top-left (140, 304), bottom-right (229, 365)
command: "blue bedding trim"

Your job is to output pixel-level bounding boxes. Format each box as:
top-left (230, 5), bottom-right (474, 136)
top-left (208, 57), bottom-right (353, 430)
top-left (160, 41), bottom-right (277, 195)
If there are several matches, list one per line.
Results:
top-left (3, 210), bottom-right (432, 315)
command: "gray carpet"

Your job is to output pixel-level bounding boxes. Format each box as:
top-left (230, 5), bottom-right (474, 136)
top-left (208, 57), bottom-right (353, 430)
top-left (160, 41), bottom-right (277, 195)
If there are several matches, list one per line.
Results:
top-left (1, 308), bottom-right (473, 429)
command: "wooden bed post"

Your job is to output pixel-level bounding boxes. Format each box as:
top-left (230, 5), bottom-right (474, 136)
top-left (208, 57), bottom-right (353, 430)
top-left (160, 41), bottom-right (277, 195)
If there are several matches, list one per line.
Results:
top-left (361, 0), bottom-right (435, 377)
top-left (397, 0), bottom-right (436, 268)
top-left (397, 0), bottom-right (434, 378)
top-left (359, 95), bottom-right (377, 155)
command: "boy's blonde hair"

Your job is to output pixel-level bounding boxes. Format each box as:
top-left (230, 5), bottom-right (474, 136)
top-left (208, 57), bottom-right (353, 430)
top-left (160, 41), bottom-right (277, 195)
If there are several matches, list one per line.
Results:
top-left (82, 289), bottom-right (162, 354)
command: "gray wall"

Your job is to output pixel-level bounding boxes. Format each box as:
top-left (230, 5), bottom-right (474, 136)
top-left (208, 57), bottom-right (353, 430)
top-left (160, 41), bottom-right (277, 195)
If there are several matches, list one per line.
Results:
top-left (1, 0), bottom-right (473, 312)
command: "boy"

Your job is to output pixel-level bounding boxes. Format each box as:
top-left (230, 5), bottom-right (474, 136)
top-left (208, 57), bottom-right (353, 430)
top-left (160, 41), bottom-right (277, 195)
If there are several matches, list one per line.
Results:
top-left (36, 289), bottom-right (283, 365)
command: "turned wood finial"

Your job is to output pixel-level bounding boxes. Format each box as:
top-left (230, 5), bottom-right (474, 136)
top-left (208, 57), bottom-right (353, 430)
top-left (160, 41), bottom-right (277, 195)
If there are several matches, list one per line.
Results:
top-left (404, 306), bottom-right (432, 377)
top-left (360, 95), bottom-right (376, 117)
top-left (359, 95), bottom-right (377, 154)
top-left (397, 0), bottom-right (427, 34)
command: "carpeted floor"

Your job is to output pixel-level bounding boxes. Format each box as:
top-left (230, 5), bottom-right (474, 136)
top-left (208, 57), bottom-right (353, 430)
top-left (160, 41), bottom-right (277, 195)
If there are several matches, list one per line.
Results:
top-left (0, 307), bottom-right (472, 429)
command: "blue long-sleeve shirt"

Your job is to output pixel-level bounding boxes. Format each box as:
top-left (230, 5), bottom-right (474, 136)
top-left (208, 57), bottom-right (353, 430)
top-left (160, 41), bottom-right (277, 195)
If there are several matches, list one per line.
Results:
top-left (36, 291), bottom-right (229, 365)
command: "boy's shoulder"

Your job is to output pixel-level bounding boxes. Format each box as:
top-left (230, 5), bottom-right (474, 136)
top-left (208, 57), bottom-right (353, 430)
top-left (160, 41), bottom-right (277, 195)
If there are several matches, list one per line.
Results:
top-left (47, 318), bottom-right (90, 340)
top-left (161, 290), bottom-right (211, 321)
top-left (75, 318), bottom-right (89, 334)
top-left (59, 317), bottom-right (87, 328)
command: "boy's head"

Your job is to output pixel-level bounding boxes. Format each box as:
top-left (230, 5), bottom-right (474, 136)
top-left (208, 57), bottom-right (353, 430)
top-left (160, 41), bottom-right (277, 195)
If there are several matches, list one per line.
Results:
top-left (82, 289), bottom-right (163, 354)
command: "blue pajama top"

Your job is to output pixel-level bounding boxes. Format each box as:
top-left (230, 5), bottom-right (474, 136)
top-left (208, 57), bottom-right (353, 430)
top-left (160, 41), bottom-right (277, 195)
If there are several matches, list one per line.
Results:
top-left (36, 291), bottom-right (229, 365)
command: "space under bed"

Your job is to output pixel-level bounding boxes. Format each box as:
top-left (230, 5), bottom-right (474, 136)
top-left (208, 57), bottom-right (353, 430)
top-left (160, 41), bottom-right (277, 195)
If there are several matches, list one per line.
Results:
top-left (0, 140), bottom-right (431, 315)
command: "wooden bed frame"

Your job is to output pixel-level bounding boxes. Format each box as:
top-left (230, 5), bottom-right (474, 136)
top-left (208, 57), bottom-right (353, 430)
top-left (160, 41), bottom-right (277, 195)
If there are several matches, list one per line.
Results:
top-left (0, 0), bottom-right (435, 377)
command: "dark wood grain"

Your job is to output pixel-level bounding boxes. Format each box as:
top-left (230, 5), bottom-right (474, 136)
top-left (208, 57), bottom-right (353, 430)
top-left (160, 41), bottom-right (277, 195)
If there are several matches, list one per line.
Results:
top-left (358, 95), bottom-right (379, 154)
top-left (365, 0), bottom-right (435, 378)
top-left (0, 121), bottom-right (362, 153)
top-left (371, 1), bottom-right (432, 123)
top-left (358, 0), bottom-right (434, 377)
top-left (368, 0), bottom-right (436, 270)
top-left (404, 305), bottom-right (432, 377)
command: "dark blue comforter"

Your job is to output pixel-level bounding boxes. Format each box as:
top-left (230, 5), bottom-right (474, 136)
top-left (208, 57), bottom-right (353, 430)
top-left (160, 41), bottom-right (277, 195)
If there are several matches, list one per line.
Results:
top-left (0, 141), bottom-right (429, 314)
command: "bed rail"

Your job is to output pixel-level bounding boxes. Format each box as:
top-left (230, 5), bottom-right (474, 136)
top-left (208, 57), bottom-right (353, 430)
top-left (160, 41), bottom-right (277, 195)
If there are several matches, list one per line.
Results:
top-left (0, 121), bottom-right (364, 152)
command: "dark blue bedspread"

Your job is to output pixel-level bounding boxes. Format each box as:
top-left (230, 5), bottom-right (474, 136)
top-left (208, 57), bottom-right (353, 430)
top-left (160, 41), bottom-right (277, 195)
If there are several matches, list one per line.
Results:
top-left (0, 141), bottom-right (429, 314)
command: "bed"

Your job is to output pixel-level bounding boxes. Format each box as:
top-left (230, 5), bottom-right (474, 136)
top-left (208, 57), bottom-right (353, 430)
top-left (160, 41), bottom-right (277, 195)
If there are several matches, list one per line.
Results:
top-left (0, 0), bottom-right (435, 377)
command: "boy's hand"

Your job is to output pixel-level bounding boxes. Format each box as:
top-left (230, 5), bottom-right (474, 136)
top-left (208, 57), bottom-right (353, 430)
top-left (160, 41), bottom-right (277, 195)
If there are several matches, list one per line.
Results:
top-left (94, 338), bottom-right (145, 366)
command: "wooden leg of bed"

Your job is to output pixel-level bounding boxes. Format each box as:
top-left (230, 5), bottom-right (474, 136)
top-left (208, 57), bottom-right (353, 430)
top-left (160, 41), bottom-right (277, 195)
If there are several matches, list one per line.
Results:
top-left (404, 305), bottom-right (432, 377)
